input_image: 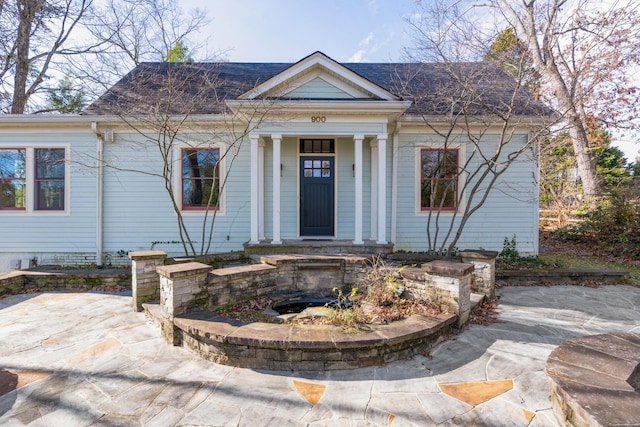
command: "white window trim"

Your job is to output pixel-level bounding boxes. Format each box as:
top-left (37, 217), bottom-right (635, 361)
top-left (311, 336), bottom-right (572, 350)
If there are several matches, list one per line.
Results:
top-left (0, 145), bottom-right (70, 216)
top-left (414, 142), bottom-right (466, 216)
top-left (174, 142), bottom-right (226, 216)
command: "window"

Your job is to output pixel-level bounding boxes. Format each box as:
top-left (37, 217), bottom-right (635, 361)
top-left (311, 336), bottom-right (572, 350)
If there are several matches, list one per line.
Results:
top-left (420, 148), bottom-right (458, 210)
top-left (0, 147), bottom-right (66, 212)
top-left (182, 148), bottom-right (220, 210)
top-left (0, 149), bottom-right (26, 210)
top-left (300, 138), bottom-right (334, 153)
top-left (35, 148), bottom-right (65, 210)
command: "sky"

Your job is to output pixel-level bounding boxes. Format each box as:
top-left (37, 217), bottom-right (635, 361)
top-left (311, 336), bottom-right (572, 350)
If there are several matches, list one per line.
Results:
top-left (182, 0), bottom-right (416, 63)
top-left (180, 0), bottom-right (638, 161)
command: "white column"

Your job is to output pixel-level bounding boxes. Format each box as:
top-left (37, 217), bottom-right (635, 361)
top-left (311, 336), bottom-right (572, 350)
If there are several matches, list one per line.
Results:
top-left (249, 134), bottom-right (260, 244)
top-left (271, 134), bottom-right (282, 244)
top-left (370, 141), bottom-right (378, 241)
top-left (377, 134), bottom-right (388, 244)
top-left (353, 134), bottom-right (364, 244)
top-left (390, 123), bottom-right (400, 243)
top-left (258, 139), bottom-right (265, 240)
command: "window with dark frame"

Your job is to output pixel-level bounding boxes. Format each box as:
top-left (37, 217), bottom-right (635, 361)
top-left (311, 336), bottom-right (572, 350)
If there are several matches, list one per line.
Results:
top-left (182, 148), bottom-right (220, 210)
top-left (35, 148), bottom-right (65, 211)
top-left (300, 139), bottom-right (335, 153)
top-left (0, 149), bottom-right (26, 210)
top-left (420, 148), bottom-right (458, 210)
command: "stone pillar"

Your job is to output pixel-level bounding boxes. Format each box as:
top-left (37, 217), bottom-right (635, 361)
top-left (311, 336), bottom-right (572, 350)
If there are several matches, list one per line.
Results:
top-left (157, 262), bottom-right (211, 345)
top-left (128, 250), bottom-right (167, 312)
top-left (460, 249), bottom-right (498, 299)
top-left (422, 260), bottom-right (473, 328)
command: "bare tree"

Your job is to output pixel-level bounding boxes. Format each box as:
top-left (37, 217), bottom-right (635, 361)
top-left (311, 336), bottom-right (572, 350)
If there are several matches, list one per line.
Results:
top-left (83, 63), bottom-right (277, 257)
top-left (404, 0), bottom-right (554, 255)
top-left (495, 0), bottom-right (640, 200)
top-left (0, 0), bottom-right (92, 113)
top-left (66, 0), bottom-right (210, 100)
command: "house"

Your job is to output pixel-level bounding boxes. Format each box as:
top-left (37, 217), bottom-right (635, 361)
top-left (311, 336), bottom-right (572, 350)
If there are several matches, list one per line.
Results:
top-left (0, 52), bottom-right (550, 271)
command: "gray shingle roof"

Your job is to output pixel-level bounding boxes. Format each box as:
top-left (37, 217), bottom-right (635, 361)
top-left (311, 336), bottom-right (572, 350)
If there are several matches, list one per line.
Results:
top-left (82, 59), bottom-right (551, 118)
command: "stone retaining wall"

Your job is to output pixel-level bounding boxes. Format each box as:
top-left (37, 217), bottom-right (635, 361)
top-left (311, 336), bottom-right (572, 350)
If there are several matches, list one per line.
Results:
top-left (497, 268), bottom-right (629, 285)
top-left (206, 264), bottom-right (278, 308)
top-left (150, 255), bottom-right (371, 346)
top-left (174, 310), bottom-right (457, 370)
top-left (0, 269), bottom-right (131, 297)
top-left (144, 253), bottom-right (477, 370)
top-left (154, 255), bottom-right (371, 319)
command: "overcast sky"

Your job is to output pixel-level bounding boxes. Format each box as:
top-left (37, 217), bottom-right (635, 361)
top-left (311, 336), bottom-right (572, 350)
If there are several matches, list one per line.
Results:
top-left (182, 0), bottom-right (415, 63)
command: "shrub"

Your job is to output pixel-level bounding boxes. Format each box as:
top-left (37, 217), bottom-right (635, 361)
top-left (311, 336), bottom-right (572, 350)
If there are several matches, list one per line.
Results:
top-left (555, 193), bottom-right (640, 258)
top-left (497, 235), bottom-right (548, 269)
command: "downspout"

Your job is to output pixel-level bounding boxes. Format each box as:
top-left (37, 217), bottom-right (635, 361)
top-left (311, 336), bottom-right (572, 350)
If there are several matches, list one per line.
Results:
top-left (533, 131), bottom-right (539, 255)
top-left (91, 122), bottom-right (104, 268)
top-left (390, 121), bottom-right (401, 244)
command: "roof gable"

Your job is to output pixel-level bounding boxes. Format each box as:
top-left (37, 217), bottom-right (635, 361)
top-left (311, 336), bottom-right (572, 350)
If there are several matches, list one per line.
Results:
top-left (285, 76), bottom-right (357, 99)
top-left (238, 51), bottom-right (400, 101)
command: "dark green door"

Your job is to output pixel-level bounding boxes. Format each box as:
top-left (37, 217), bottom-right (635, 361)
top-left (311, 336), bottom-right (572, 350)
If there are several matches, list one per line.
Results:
top-left (300, 157), bottom-right (334, 236)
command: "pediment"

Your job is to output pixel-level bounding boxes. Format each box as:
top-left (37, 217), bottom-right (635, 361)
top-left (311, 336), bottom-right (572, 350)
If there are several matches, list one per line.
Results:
top-left (238, 51), bottom-right (400, 101)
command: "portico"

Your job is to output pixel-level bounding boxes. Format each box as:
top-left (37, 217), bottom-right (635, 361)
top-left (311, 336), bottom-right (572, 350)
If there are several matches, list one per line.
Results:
top-left (248, 131), bottom-right (390, 246)
top-left (223, 52), bottom-right (410, 249)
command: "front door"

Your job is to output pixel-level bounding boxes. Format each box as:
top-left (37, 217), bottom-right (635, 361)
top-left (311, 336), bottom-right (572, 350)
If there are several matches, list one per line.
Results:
top-left (300, 156), bottom-right (334, 236)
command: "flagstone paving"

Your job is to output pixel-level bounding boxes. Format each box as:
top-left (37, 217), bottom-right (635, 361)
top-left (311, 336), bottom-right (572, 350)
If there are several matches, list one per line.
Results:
top-left (0, 285), bottom-right (638, 426)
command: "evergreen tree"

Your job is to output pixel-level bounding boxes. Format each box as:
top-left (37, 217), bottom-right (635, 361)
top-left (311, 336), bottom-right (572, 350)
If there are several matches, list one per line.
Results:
top-left (43, 75), bottom-right (86, 114)
top-left (485, 27), bottom-right (539, 95)
top-left (165, 41), bottom-right (194, 63)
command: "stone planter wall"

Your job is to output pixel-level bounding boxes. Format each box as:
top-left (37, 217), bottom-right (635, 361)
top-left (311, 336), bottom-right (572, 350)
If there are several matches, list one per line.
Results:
top-left (148, 252), bottom-right (475, 370)
top-left (205, 264), bottom-right (278, 308)
top-left (401, 260), bottom-right (473, 328)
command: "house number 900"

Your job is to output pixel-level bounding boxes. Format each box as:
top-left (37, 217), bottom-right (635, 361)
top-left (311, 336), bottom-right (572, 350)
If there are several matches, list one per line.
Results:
top-left (311, 116), bottom-right (326, 123)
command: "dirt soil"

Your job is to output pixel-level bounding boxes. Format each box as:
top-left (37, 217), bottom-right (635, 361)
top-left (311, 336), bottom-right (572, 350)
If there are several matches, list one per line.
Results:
top-left (540, 230), bottom-right (640, 268)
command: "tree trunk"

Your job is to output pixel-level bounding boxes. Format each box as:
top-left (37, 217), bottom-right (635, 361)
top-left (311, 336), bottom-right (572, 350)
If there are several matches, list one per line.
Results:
top-left (544, 68), bottom-right (600, 199)
top-left (566, 113), bottom-right (599, 199)
top-left (11, 0), bottom-right (44, 114)
top-left (498, 0), bottom-right (601, 200)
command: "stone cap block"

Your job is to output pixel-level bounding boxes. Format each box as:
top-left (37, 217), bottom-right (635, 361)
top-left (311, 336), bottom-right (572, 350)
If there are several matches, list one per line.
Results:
top-left (459, 249), bottom-right (499, 260)
top-left (422, 260), bottom-right (474, 277)
top-left (210, 263), bottom-right (276, 279)
top-left (258, 254), bottom-right (369, 267)
top-left (157, 262), bottom-right (211, 279)
top-left (400, 267), bottom-right (425, 281)
top-left (128, 250), bottom-right (167, 261)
